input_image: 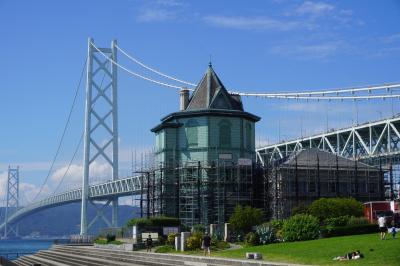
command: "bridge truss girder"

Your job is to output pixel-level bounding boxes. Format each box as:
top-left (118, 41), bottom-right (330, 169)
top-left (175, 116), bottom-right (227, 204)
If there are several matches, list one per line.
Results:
top-left (0, 174), bottom-right (144, 233)
top-left (257, 116), bottom-right (400, 165)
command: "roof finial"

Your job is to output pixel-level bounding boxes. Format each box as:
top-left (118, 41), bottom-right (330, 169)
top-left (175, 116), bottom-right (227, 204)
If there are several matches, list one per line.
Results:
top-left (208, 54), bottom-right (212, 67)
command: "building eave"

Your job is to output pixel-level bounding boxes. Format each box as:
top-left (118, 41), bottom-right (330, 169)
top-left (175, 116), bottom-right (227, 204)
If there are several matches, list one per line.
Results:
top-left (159, 109), bottom-right (261, 123)
top-left (151, 122), bottom-right (183, 133)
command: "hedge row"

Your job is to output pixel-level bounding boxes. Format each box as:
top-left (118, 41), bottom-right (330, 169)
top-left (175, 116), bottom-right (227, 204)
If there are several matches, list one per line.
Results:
top-left (127, 216), bottom-right (180, 227)
top-left (321, 224), bottom-right (379, 238)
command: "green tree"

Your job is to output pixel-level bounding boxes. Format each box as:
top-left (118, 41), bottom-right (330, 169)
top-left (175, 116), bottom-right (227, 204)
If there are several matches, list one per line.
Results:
top-left (229, 205), bottom-right (264, 234)
top-left (308, 198), bottom-right (363, 221)
top-left (292, 204), bottom-right (309, 215)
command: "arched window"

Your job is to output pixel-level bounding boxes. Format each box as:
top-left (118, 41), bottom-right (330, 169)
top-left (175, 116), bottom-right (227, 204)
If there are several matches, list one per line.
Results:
top-left (186, 119), bottom-right (198, 147)
top-left (246, 123), bottom-right (252, 150)
top-left (219, 120), bottom-right (231, 147)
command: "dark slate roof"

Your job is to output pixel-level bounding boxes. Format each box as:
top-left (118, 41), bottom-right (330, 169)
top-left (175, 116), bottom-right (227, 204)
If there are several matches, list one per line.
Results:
top-left (151, 122), bottom-right (182, 132)
top-left (151, 64), bottom-right (261, 133)
top-left (282, 148), bottom-right (378, 170)
top-left (186, 64), bottom-right (244, 111)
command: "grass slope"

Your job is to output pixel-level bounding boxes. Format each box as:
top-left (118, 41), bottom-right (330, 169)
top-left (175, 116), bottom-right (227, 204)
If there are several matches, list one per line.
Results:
top-left (215, 233), bottom-right (399, 265)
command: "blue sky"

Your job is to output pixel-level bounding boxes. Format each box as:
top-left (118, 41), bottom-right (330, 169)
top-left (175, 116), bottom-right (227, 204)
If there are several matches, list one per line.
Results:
top-left (1, 0), bottom-right (400, 204)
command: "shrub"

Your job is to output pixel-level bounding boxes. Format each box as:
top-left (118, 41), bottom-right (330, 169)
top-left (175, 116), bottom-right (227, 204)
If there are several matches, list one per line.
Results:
top-left (94, 239), bottom-right (123, 245)
top-left (214, 240), bottom-right (230, 250)
top-left (347, 216), bottom-right (369, 226)
top-left (127, 216), bottom-right (180, 227)
top-left (267, 220), bottom-right (284, 240)
top-left (256, 224), bottom-right (276, 244)
top-left (321, 224), bottom-right (378, 238)
top-left (292, 204), bottom-right (309, 215)
top-left (186, 232), bottom-right (203, 250)
top-left (155, 245), bottom-right (174, 253)
top-left (108, 240), bottom-right (123, 245)
top-left (282, 214), bottom-right (320, 242)
top-left (158, 235), bottom-right (166, 245)
top-left (94, 239), bottom-right (108, 245)
top-left (308, 198), bottom-right (363, 221)
top-left (210, 235), bottom-right (230, 250)
top-left (229, 205), bottom-right (264, 234)
top-left (269, 220), bottom-right (284, 231)
top-left (106, 234), bottom-right (116, 242)
top-left (192, 224), bottom-right (206, 233)
top-left (245, 232), bottom-right (260, 246)
top-left (167, 233), bottom-right (178, 246)
top-left (324, 216), bottom-right (350, 227)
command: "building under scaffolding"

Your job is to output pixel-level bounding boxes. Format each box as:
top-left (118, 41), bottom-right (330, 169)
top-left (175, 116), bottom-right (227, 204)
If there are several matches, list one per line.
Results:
top-left (134, 65), bottom-right (396, 227)
top-left (141, 161), bottom-right (264, 227)
top-left (267, 148), bottom-right (384, 219)
top-left (147, 64), bottom-right (265, 227)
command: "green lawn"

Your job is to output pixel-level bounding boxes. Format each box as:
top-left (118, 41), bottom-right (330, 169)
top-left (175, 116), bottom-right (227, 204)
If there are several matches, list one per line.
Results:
top-left (214, 233), bottom-right (399, 265)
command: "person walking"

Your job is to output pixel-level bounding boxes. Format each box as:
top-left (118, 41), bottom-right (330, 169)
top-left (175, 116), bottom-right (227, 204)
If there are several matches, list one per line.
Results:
top-left (378, 215), bottom-right (387, 240)
top-left (202, 232), bottom-right (212, 257)
top-left (146, 234), bottom-right (153, 252)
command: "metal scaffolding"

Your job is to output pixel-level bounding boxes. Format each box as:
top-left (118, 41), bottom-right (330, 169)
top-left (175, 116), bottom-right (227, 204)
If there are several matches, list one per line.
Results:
top-left (133, 157), bottom-right (262, 228)
top-left (267, 151), bottom-right (386, 220)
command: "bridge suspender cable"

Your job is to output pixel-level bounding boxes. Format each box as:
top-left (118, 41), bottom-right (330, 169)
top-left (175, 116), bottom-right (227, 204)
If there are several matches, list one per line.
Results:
top-left (52, 133), bottom-right (83, 196)
top-left (31, 58), bottom-right (87, 202)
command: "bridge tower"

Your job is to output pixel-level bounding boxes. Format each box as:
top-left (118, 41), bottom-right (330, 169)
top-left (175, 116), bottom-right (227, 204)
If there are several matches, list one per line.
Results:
top-left (80, 38), bottom-right (119, 235)
top-left (4, 166), bottom-right (19, 238)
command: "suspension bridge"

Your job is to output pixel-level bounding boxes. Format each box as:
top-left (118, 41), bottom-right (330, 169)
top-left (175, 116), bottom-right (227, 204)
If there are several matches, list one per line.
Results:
top-left (1, 38), bottom-right (400, 238)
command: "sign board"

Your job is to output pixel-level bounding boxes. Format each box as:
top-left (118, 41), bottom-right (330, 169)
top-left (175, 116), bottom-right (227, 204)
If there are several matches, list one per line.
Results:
top-left (219, 153), bottom-right (232, 160)
top-left (141, 232), bottom-right (159, 242)
top-left (163, 226), bottom-right (179, 235)
top-left (238, 158), bottom-right (252, 166)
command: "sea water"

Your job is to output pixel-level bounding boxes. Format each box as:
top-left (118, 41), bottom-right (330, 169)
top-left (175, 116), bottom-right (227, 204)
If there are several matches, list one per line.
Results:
top-left (0, 239), bottom-right (54, 260)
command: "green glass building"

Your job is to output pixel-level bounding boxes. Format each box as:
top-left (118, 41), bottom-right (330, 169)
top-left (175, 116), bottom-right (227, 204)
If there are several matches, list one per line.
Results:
top-left (151, 64), bottom-right (262, 226)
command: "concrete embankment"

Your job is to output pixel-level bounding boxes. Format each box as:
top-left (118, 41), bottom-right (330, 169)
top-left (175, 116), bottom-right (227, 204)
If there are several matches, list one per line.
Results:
top-left (13, 244), bottom-right (305, 266)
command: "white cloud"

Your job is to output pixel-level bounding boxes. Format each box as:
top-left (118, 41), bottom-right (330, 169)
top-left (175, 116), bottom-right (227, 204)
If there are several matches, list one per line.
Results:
top-left (0, 161), bottom-right (54, 172)
top-left (50, 161), bottom-right (112, 185)
top-left (0, 170), bottom-right (51, 206)
top-left (383, 33), bottom-right (400, 44)
top-left (270, 42), bottom-right (342, 59)
top-left (20, 183), bottom-right (50, 203)
top-left (295, 1), bottom-right (335, 16)
top-left (0, 171), bottom-right (7, 199)
top-left (203, 15), bottom-right (300, 31)
top-left (156, 0), bottom-right (183, 7)
top-left (137, 8), bottom-right (177, 22)
top-left (136, 0), bottom-right (186, 23)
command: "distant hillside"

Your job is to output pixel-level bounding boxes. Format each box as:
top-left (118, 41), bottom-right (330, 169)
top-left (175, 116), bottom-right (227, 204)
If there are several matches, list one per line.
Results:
top-left (0, 203), bottom-right (140, 236)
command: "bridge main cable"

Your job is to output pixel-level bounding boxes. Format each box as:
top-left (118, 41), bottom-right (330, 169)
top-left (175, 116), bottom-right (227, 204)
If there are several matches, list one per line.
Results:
top-left (113, 44), bottom-right (400, 99)
top-left (91, 42), bottom-right (191, 90)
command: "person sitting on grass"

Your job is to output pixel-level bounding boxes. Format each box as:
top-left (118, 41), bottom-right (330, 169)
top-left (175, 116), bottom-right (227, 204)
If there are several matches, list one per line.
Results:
top-left (333, 250), bottom-right (363, 261)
